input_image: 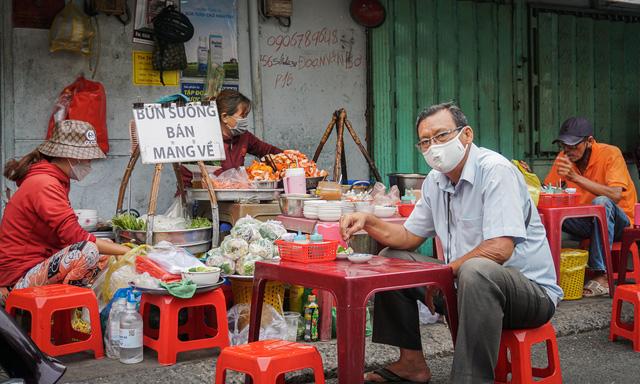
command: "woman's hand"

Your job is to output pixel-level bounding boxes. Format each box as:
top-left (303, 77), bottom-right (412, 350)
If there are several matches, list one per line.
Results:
top-left (339, 213), bottom-right (370, 240)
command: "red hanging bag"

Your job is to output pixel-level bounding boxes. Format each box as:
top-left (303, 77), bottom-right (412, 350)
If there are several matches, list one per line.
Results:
top-left (47, 76), bottom-right (109, 154)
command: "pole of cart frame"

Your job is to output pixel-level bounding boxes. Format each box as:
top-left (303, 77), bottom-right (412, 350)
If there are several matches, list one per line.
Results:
top-left (345, 118), bottom-right (382, 182)
top-left (197, 160), bottom-right (220, 246)
top-left (145, 164), bottom-right (164, 245)
top-left (312, 113), bottom-right (338, 164)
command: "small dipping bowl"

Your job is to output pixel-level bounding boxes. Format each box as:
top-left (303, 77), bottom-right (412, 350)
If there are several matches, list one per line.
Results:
top-left (348, 253), bottom-right (373, 264)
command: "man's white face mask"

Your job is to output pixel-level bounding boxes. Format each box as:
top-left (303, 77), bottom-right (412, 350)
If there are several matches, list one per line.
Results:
top-left (422, 129), bottom-right (467, 173)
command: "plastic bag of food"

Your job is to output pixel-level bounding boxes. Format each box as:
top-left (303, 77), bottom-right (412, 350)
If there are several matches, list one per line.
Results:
top-left (211, 167), bottom-right (253, 189)
top-left (131, 272), bottom-right (161, 289)
top-left (259, 220), bottom-right (287, 241)
top-left (220, 236), bottom-right (249, 260)
top-left (147, 241), bottom-right (204, 274)
top-left (231, 222), bottom-right (262, 243)
top-left (235, 254), bottom-right (262, 276)
top-left (370, 182), bottom-right (401, 206)
top-left (205, 252), bottom-right (235, 275)
top-left (139, 214), bottom-right (188, 231)
top-left (236, 215), bottom-right (261, 227)
top-left (98, 244), bottom-right (149, 304)
top-left (227, 303), bottom-right (287, 345)
top-left (249, 238), bottom-right (275, 259)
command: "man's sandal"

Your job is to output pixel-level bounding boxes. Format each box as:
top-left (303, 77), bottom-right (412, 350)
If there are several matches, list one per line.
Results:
top-left (583, 279), bottom-right (609, 297)
top-left (364, 367), bottom-right (430, 384)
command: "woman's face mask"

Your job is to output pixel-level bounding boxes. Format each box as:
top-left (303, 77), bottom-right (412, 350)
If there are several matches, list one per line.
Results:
top-left (228, 115), bottom-right (249, 136)
top-left (67, 159), bottom-right (92, 181)
top-left (422, 129), bottom-right (468, 173)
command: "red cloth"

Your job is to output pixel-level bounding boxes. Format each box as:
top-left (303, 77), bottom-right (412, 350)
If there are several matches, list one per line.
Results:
top-left (0, 160), bottom-right (96, 286)
top-left (181, 131), bottom-right (281, 187)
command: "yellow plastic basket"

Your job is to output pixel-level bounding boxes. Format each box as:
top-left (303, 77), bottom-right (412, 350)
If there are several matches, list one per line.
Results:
top-left (230, 278), bottom-right (285, 313)
top-left (559, 248), bottom-right (589, 300)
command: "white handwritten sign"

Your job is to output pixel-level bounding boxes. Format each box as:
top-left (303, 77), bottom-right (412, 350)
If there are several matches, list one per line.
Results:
top-left (132, 103), bottom-right (226, 164)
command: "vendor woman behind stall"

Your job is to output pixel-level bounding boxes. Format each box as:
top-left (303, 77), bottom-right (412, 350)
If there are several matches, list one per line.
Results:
top-left (0, 120), bottom-right (130, 304)
top-left (181, 89), bottom-right (282, 186)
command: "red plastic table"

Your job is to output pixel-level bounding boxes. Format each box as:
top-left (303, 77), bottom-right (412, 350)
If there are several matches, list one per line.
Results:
top-left (247, 257), bottom-right (458, 384)
top-left (275, 215), bottom-right (408, 341)
top-left (538, 204), bottom-right (614, 296)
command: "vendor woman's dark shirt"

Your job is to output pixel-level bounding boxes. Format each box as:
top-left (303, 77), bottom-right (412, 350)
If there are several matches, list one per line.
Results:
top-left (181, 131), bottom-right (281, 187)
top-left (218, 131), bottom-right (281, 173)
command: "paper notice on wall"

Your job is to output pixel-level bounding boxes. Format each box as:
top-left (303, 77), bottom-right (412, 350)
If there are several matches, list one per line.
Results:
top-left (181, 81), bottom-right (206, 102)
top-left (132, 103), bottom-right (225, 164)
top-left (180, 0), bottom-right (239, 98)
top-left (132, 51), bottom-right (179, 86)
top-left (133, 0), bottom-right (175, 45)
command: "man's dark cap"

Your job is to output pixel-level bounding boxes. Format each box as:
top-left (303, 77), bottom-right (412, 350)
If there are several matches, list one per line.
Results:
top-left (553, 117), bottom-right (593, 145)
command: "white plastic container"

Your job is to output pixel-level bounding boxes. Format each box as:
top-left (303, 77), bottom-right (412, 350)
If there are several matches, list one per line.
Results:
top-left (119, 297), bottom-right (143, 364)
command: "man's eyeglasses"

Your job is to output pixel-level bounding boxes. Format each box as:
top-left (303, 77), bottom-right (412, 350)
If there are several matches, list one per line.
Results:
top-left (558, 138), bottom-right (587, 151)
top-left (415, 126), bottom-right (465, 152)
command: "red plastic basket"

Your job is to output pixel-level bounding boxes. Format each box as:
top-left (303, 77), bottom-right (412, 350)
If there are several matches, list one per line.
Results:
top-left (275, 240), bottom-right (339, 263)
top-left (537, 193), bottom-right (581, 208)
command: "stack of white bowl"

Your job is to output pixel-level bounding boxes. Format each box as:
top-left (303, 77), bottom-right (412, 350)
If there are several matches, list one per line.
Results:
top-left (303, 200), bottom-right (327, 220)
top-left (341, 201), bottom-right (355, 215)
top-left (317, 201), bottom-right (343, 222)
top-left (75, 209), bottom-right (98, 232)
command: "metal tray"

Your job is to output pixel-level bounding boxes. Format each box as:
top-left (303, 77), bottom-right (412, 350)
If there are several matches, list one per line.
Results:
top-left (188, 188), bottom-right (283, 202)
top-left (129, 277), bottom-right (226, 295)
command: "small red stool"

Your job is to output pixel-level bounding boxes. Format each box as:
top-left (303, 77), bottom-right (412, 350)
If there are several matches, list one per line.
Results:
top-left (495, 322), bottom-right (562, 384)
top-left (611, 241), bottom-right (640, 283)
top-left (214, 339), bottom-right (325, 384)
top-left (609, 284), bottom-right (640, 351)
top-left (139, 288), bottom-right (229, 365)
top-left (5, 284), bottom-right (103, 359)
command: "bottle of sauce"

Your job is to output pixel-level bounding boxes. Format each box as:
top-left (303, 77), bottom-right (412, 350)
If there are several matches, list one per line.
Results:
top-left (303, 295), bottom-right (319, 342)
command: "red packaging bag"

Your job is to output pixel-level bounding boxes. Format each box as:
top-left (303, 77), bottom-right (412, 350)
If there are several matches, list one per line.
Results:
top-left (47, 76), bottom-right (109, 154)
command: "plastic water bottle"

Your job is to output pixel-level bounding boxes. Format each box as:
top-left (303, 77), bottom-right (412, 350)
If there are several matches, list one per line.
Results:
top-left (119, 293), bottom-right (143, 364)
top-left (106, 298), bottom-right (126, 359)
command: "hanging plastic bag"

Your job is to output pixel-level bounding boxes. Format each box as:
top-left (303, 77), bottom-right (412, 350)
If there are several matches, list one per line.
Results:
top-left (49, 2), bottom-right (95, 56)
top-left (47, 76), bottom-right (109, 154)
top-left (98, 245), bottom-right (149, 304)
top-left (512, 160), bottom-right (542, 206)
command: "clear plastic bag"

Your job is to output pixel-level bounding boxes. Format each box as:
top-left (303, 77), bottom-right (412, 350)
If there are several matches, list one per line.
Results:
top-left (146, 241), bottom-right (204, 274)
top-left (220, 236), bottom-right (249, 260)
top-left (227, 304), bottom-right (287, 345)
top-left (49, 2), bottom-right (95, 55)
top-left (98, 245), bottom-right (149, 304)
top-left (370, 182), bottom-right (401, 206)
top-left (211, 167), bottom-right (253, 189)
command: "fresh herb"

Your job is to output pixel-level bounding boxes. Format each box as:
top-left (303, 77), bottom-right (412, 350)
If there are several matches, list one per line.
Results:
top-left (112, 213), bottom-right (146, 231)
top-left (188, 217), bottom-right (213, 229)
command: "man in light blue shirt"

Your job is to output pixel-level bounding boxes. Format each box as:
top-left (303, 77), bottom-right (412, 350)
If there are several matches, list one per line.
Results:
top-left (341, 102), bottom-right (562, 384)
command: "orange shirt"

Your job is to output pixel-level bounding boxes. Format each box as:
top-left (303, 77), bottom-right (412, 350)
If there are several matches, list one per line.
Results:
top-left (544, 141), bottom-right (637, 223)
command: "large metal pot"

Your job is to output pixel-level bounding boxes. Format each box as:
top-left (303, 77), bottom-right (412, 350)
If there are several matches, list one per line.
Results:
top-left (388, 173), bottom-right (427, 196)
top-left (115, 226), bottom-right (213, 255)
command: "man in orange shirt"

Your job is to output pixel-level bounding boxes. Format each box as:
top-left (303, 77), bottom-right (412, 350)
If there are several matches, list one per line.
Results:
top-left (545, 117), bottom-right (637, 297)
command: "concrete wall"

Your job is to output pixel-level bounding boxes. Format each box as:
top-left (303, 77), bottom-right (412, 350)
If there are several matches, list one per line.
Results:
top-left (1, 0), bottom-right (367, 220)
top-left (258, 0), bottom-right (368, 181)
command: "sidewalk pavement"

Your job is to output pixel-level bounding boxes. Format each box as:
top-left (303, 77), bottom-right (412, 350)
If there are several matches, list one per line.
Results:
top-left (60, 296), bottom-right (624, 383)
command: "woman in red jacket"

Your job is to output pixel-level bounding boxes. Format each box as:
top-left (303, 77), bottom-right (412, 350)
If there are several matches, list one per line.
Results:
top-left (0, 120), bottom-right (129, 303)
top-left (181, 90), bottom-right (282, 186)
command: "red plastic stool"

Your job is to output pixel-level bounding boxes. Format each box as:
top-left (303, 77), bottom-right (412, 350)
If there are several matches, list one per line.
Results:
top-left (609, 284), bottom-right (640, 351)
top-left (214, 339), bottom-right (325, 384)
top-left (5, 284), bottom-right (104, 359)
top-left (139, 288), bottom-right (229, 365)
top-left (495, 322), bottom-right (562, 384)
top-left (612, 242), bottom-right (640, 283)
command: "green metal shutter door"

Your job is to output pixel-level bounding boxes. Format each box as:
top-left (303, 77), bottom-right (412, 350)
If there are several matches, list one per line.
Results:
top-left (371, 0), bottom-right (526, 178)
top-left (530, 7), bottom-right (640, 157)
